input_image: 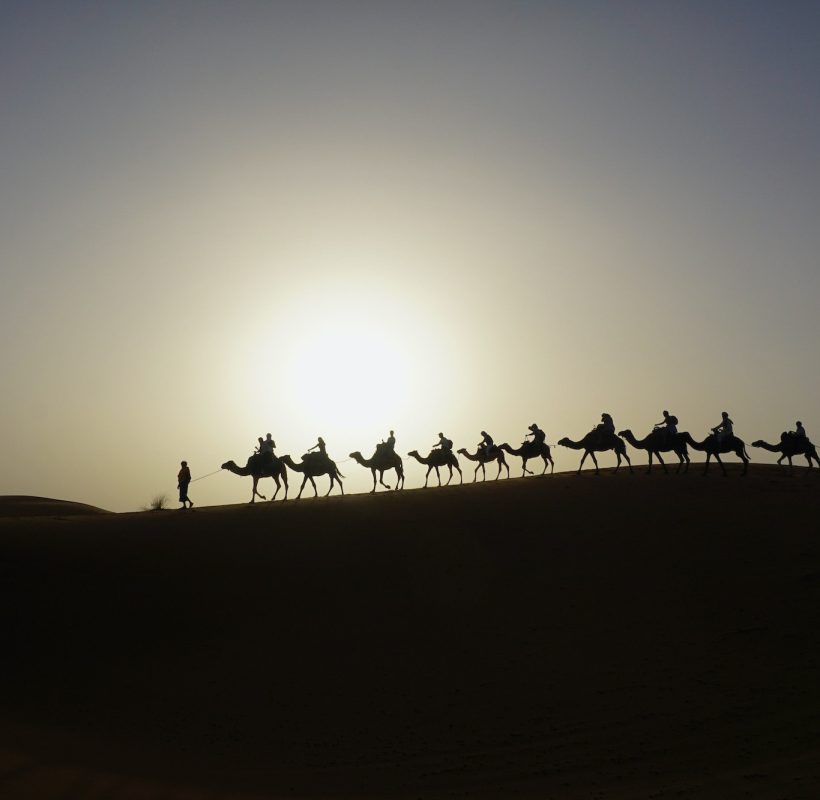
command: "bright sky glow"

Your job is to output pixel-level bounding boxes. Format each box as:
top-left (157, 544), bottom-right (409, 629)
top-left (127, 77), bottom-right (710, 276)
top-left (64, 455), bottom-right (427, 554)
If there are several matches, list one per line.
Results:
top-left (1, 2), bottom-right (819, 509)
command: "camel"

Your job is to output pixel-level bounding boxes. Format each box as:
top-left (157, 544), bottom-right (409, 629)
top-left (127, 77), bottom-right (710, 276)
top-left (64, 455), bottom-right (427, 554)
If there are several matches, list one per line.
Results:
top-left (280, 453), bottom-right (344, 499)
top-left (752, 433), bottom-right (820, 472)
top-left (499, 441), bottom-right (554, 476)
top-left (557, 431), bottom-right (632, 475)
top-left (679, 432), bottom-right (749, 476)
top-left (407, 449), bottom-right (463, 487)
top-left (350, 445), bottom-right (405, 492)
top-left (618, 429), bottom-right (690, 474)
top-left (456, 447), bottom-right (510, 482)
top-left (221, 454), bottom-right (289, 503)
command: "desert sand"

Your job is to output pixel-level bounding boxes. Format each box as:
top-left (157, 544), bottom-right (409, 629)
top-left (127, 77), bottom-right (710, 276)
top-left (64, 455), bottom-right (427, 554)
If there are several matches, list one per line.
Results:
top-left (1, 464), bottom-right (819, 798)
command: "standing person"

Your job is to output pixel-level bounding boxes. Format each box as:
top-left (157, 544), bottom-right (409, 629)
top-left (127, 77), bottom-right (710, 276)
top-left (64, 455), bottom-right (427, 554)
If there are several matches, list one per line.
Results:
top-left (711, 412), bottom-right (734, 445)
top-left (177, 461), bottom-right (193, 509)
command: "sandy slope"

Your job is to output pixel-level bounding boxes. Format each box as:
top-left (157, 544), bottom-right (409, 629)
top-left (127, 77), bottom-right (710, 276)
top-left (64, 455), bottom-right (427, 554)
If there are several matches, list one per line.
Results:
top-left (0, 496), bottom-right (109, 518)
top-left (1, 465), bottom-right (819, 799)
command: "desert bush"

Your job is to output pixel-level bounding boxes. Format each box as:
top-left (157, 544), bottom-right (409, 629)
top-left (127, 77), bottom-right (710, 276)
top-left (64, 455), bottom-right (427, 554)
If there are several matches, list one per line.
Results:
top-left (144, 493), bottom-right (168, 511)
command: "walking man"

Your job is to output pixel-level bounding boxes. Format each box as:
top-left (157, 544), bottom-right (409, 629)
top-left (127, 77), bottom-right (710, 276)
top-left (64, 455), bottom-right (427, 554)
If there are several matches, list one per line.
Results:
top-left (178, 460), bottom-right (193, 509)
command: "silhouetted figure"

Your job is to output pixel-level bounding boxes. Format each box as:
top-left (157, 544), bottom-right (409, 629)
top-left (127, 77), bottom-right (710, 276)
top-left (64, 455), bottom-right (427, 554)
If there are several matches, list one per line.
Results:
top-left (260, 433), bottom-right (276, 462)
top-left (794, 421), bottom-right (807, 440)
top-left (408, 448), bottom-right (462, 487)
top-left (618, 428), bottom-right (690, 475)
top-left (753, 429), bottom-right (820, 472)
top-left (558, 428), bottom-right (632, 476)
top-left (280, 453), bottom-right (344, 499)
top-left (653, 410), bottom-right (678, 441)
top-left (526, 423), bottom-right (546, 446)
top-left (177, 461), bottom-right (193, 509)
top-left (478, 430), bottom-right (495, 457)
top-left (384, 430), bottom-right (396, 451)
top-left (711, 412), bottom-right (734, 445)
top-left (222, 452), bottom-right (289, 503)
top-left (350, 445), bottom-right (404, 492)
top-left (499, 438), bottom-right (554, 476)
top-left (432, 432), bottom-right (453, 451)
top-left (254, 436), bottom-right (265, 455)
top-left (308, 436), bottom-right (327, 456)
top-left (599, 413), bottom-right (615, 435)
top-left (457, 446), bottom-right (510, 481)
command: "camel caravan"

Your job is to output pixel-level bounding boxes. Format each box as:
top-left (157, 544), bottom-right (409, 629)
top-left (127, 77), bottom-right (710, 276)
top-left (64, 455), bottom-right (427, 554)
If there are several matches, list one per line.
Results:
top-left (219, 414), bottom-right (818, 503)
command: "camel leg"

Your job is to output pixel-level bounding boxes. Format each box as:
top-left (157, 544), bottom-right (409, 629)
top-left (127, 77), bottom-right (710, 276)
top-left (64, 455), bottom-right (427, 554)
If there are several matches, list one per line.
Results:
top-left (424, 466), bottom-right (432, 488)
top-left (495, 459), bottom-right (502, 480)
top-left (624, 451), bottom-right (633, 474)
top-left (645, 452), bottom-right (653, 475)
top-left (271, 477), bottom-right (280, 501)
top-left (714, 453), bottom-right (727, 477)
top-left (738, 450), bottom-right (748, 477)
top-left (522, 457), bottom-right (533, 477)
top-left (379, 470), bottom-right (391, 490)
top-left (703, 454), bottom-right (711, 476)
top-left (541, 457), bottom-right (548, 475)
top-left (369, 469), bottom-right (377, 493)
top-left (445, 466), bottom-right (453, 485)
top-left (456, 466), bottom-right (463, 484)
top-left (251, 477), bottom-right (266, 503)
top-left (397, 467), bottom-right (405, 489)
top-left (656, 452), bottom-right (667, 474)
top-left (614, 451), bottom-right (621, 475)
top-left (589, 451), bottom-right (599, 476)
top-left (309, 476), bottom-right (318, 496)
top-left (435, 466), bottom-right (442, 486)
top-left (502, 457), bottom-right (510, 479)
top-left (325, 476), bottom-right (333, 496)
top-left (473, 464), bottom-right (480, 482)
top-left (578, 451), bottom-right (588, 475)
top-left (297, 475), bottom-right (309, 499)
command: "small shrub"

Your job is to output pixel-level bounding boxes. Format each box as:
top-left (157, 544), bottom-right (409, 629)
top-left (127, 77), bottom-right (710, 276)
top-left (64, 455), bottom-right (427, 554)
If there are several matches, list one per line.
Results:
top-left (144, 493), bottom-right (168, 511)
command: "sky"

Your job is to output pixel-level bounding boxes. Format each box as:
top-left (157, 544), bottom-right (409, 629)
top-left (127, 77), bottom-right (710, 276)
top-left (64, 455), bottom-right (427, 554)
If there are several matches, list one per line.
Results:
top-left (2, 1), bottom-right (819, 510)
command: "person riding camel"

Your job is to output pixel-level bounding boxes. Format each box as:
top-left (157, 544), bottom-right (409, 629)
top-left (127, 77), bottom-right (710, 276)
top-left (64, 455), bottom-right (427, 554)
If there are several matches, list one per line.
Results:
top-left (433, 432), bottom-right (453, 452)
top-left (794, 421), bottom-right (807, 441)
top-left (711, 412), bottom-right (734, 445)
top-left (254, 436), bottom-right (265, 455)
top-left (526, 423), bottom-right (546, 446)
top-left (384, 430), bottom-right (396, 451)
top-left (478, 430), bottom-right (495, 457)
top-left (653, 410), bottom-right (678, 441)
top-left (260, 433), bottom-right (276, 462)
top-left (307, 436), bottom-right (327, 458)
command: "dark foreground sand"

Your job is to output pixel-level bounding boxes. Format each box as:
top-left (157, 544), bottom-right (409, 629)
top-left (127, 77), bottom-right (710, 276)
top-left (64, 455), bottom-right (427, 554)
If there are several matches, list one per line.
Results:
top-left (1, 465), bottom-right (820, 799)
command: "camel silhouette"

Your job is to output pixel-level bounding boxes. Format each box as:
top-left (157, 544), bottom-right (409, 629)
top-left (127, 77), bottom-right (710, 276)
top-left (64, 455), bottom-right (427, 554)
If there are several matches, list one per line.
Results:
top-left (350, 446), bottom-right (405, 492)
top-left (499, 441), bottom-right (554, 476)
top-left (557, 432), bottom-right (633, 475)
top-left (280, 454), bottom-right (344, 499)
top-left (456, 447), bottom-right (510, 482)
top-left (618, 429), bottom-right (690, 474)
top-left (407, 449), bottom-right (463, 487)
top-left (680, 432), bottom-right (749, 476)
top-left (221, 454), bottom-right (288, 503)
top-left (752, 433), bottom-right (820, 472)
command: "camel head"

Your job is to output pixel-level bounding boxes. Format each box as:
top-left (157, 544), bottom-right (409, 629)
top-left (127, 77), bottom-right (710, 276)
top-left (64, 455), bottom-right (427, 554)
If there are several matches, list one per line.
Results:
top-left (221, 461), bottom-right (237, 470)
top-left (557, 437), bottom-right (571, 447)
top-left (456, 448), bottom-right (468, 455)
top-left (751, 440), bottom-right (764, 448)
top-left (349, 451), bottom-right (364, 461)
top-left (407, 450), bottom-right (420, 457)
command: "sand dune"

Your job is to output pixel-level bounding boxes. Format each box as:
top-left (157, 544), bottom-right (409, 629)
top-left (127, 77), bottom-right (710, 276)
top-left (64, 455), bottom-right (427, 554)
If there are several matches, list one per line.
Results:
top-left (0, 496), bottom-right (110, 518)
top-left (1, 465), bottom-right (819, 798)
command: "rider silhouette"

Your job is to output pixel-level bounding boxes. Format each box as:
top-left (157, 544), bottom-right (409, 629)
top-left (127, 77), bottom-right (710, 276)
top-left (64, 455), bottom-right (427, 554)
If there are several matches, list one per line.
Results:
top-left (478, 430), bottom-right (494, 456)
top-left (433, 432), bottom-right (453, 451)
top-left (526, 423), bottom-right (546, 446)
top-left (308, 437), bottom-right (327, 456)
top-left (794, 421), bottom-right (807, 440)
top-left (711, 412), bottom-right (734, 444)
top-left (653, 410), bottom-right (678, 440)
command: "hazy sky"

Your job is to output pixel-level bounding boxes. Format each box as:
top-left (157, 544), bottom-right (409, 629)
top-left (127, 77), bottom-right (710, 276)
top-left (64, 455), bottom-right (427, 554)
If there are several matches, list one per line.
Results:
top-left (2, 1), bottom-right (819, 510)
